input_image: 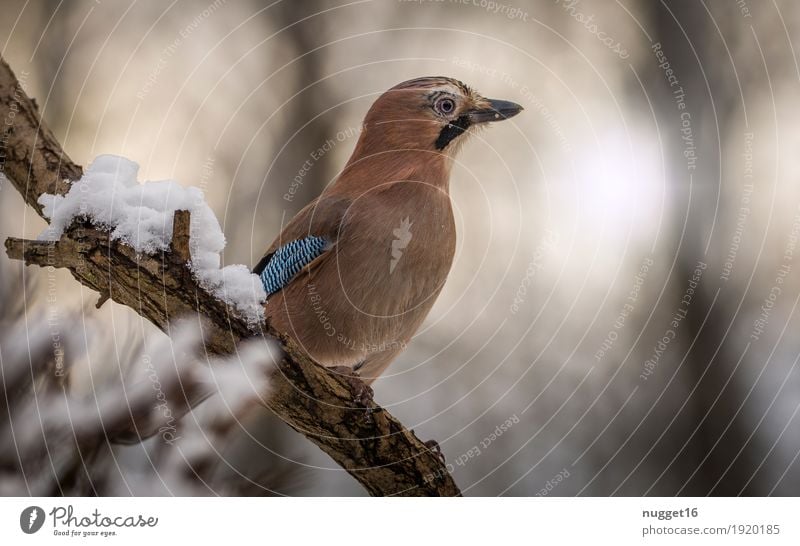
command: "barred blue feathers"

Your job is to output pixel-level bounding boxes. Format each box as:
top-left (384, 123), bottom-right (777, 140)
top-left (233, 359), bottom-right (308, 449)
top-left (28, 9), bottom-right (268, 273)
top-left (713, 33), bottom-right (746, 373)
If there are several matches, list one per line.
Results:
top-left (258, 236), bottom-right (328, 296)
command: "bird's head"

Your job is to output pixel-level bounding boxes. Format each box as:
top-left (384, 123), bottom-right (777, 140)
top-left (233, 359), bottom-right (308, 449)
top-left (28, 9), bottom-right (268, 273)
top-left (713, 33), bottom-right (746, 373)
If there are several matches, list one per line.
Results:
top-left (358, 76), bottom-right (523, 158)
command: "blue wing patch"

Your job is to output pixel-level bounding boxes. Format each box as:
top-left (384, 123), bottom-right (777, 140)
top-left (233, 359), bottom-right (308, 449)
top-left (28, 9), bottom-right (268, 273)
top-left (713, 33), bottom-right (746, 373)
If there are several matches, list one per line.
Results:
top-left (258, 236), bottom-right (328, 296)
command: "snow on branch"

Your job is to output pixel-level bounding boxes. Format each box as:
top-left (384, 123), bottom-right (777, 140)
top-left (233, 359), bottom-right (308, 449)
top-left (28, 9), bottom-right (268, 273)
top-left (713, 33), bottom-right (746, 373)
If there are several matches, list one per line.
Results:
top-left (37, 154), bottom-right (266, 324)
top-left (0, 55), bottom-right (461, 496)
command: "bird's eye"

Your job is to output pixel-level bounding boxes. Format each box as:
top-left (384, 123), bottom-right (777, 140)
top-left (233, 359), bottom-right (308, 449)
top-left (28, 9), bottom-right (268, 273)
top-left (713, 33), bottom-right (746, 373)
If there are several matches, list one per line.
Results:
top-left (435, 97), bottom-right (455, 116)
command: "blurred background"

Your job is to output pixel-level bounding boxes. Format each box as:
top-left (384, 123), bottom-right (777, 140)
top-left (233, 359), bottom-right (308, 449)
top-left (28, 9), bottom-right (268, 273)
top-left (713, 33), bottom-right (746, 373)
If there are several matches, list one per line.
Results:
top-left (2, 0), bottom-right (800, 496)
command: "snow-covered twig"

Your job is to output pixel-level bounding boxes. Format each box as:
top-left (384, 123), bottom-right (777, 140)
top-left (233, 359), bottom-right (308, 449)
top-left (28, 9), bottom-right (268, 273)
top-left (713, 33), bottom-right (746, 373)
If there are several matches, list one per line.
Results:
top-left (0, 309), bottom-right (279, 495)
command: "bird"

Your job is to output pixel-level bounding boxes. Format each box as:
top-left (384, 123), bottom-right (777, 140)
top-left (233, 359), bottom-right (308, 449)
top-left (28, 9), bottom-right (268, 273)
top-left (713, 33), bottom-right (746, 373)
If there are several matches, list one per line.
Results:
top-left (254, 76), bottom-right (522, 384)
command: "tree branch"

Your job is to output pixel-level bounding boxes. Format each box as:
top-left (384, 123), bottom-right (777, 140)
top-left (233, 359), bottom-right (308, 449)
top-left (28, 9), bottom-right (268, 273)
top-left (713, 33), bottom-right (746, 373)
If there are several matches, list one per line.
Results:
top-left (0, 56), bottom-right (460, 496)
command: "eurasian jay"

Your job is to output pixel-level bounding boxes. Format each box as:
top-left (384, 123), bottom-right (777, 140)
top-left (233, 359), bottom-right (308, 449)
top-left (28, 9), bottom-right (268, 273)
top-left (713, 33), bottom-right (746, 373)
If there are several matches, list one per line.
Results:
top-left (255, 77), bottom-right (522, 384)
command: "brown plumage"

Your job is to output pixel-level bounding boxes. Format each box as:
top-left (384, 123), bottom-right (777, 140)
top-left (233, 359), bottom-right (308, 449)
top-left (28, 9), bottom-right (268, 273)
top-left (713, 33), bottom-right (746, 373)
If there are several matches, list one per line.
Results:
top-left (256, 77), bottom-right (522, 383)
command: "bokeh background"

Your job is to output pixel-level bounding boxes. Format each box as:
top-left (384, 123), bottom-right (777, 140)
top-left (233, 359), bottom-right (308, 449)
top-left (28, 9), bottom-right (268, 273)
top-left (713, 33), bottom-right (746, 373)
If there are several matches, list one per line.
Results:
top-left (2, 0), bottom-right (800, 496)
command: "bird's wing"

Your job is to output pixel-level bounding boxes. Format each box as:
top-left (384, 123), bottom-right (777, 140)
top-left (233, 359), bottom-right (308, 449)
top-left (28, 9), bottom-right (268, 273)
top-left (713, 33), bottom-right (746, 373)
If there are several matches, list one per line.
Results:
top-left (256, 235), bottom-right (329, 295)
top-left (254, 194), bottom-right (350, 296)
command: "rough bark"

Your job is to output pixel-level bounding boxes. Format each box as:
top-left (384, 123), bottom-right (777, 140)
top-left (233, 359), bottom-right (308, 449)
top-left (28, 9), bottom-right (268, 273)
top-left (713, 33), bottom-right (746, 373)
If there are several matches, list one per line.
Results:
top-left (0, 56), bottom-right (460, 497)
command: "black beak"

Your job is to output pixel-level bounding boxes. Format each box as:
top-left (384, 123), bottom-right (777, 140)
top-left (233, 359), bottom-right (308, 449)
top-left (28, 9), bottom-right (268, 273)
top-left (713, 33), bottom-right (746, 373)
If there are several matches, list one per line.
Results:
top-left (467, 98), bottom-right (524, 124)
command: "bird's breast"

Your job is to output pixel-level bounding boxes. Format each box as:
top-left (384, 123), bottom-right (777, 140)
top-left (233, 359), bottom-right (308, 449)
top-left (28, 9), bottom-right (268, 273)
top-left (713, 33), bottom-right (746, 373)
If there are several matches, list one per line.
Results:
top-left (264, 179), bottom-right (456, 371)
top-left (331, 181), bottom-right (456, 317)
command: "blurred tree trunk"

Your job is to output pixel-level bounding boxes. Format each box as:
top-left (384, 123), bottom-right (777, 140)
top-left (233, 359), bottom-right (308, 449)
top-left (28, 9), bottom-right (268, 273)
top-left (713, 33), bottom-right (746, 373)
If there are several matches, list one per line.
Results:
top-left (268, 0), bottom-right (339, 211)
top-left (646, 0), bottom-right (761, 495)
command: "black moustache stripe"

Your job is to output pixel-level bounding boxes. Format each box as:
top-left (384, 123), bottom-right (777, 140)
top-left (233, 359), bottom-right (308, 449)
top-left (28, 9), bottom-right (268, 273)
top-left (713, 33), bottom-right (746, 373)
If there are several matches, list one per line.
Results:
top-left (435, 115), bottom-right (471, 150)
